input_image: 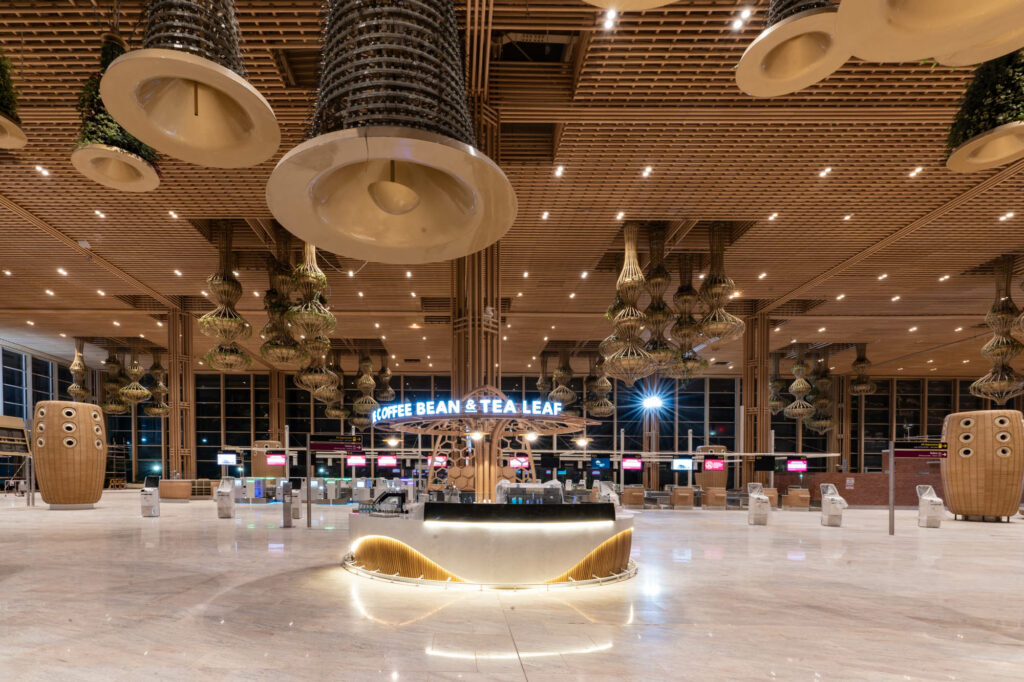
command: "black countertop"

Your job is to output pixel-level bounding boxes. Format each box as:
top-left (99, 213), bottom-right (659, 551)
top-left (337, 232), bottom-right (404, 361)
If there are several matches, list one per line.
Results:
top-left (423, 502), bottom-right (616, 523)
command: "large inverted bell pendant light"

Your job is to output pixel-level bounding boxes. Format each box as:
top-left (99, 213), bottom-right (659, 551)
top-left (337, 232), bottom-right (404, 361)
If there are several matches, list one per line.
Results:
top-left (72, 34), bottom-right (160, 192)
top-left (579, 1), bottom-right (676, 11)
top-left (837, 0), bottom-right (1024, 64)
top-left (947, 52), bottom-right (1024, 173)
top-left (266, 0), bottom-right (517, 265)
top-left (100, 0), bottom-right (279, 168)
top-left (0, 47), bottom-right (27, 149)
top-left (735, 0), bottom-right (848, 98)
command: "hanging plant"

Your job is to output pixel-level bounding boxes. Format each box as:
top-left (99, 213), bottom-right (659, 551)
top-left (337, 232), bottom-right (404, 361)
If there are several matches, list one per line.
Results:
top-left (71, 34), bottom-right (160, 191)
top-left (0, 47), bottom-right (26, 149)
top-left (947, 51), bottom-right (1024, 173)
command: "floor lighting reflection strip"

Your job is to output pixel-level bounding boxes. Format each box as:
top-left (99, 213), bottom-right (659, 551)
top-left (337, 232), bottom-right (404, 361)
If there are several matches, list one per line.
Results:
top-left (425, 642), bottom-right (613, 660)
top-left (421, 520), bottom-right (615, 532)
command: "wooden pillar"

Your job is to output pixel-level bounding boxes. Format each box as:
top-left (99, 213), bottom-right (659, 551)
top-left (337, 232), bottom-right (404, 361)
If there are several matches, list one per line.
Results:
top-left (742, 312), bottom-right (770, 487)
top-left (269, 369), bottom-right (285, 444)
top-left (839, 375), bottom-right (851, 473)
top-left (167, 311), bottom-right (195, 479)
top-left (642, 410), bottom-right (660, 490)
top-left (451, 246), bottom-right (501, 396)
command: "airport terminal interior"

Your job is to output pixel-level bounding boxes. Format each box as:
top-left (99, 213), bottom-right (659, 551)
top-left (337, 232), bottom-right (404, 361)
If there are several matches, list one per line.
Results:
top-left (2, 0), bottom-right (1024, 679)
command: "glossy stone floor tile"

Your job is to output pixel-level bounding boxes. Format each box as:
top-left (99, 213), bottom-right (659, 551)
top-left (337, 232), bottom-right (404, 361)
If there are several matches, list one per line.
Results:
top-left (2, 491), bottom-right (1023, 680)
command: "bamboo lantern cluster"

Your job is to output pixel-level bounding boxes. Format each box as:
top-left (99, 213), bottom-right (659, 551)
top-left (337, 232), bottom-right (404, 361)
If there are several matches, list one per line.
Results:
top-left (644, 226), bottom-right (675, 371)
top-left (806, 347), bottom-right (835, 434)
top-left (584, 356), bottom-right (615, 418)
top-left (99, 351), bottom-right (129, 415)
top-left (602, 223), bottom-right (653, 386)
top-left (200, 223), bottom-right (252, 371)
top-left (144, 351), bottom-right (170, 417)
top-left (291, 244), bottom-right (339, 396)
top-left (699, 225), bottom-right (745, 346)
top-left (849, 343), bottom-right (877, 396)
top-left (784, 344), bottom-right (815, 421)
top-left (767, 352), bottom-right (789, 415)
top-left (350, 355), bottom-right (378, 431)
top-left (970, 255), bottom-right (1024, 404)
top-left (548, 350), bottom-right (577, 406)
top-left (67, 338), bottom-right (90, 402)
top-left (260, 242), bottom-right (304, 365)
top-left (323, 350), bottom-right (349, 420)
top-left (375, 355), bottom-right (396, 403)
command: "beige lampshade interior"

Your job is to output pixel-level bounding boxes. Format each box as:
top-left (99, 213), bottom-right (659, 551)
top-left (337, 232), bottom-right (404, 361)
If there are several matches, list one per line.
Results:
top-left (70, 144), bottom-right (160, 192)
top-left (0, 111), bottom-right (27, 149)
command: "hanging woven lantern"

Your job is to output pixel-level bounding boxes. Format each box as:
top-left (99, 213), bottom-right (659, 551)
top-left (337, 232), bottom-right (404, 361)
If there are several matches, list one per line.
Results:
top-left (784, 345), bottom-right (815, 420)
top-left (375, 355), bottom-right (396, 403)
top-left (0, 47), bottom-right (26, 149)
top-left (199, 224), bottom-right (252, 351)
top-left (671, 254), bottom-right (703, 352)
top-left (267, 0), bottom-right (516, 265)
top-left (119, 351), bottom-right (152, 404)
top-left (205, 343), bottom-right (252, 372)
top-left (71, 33), bottom-right (159, 192)
top-left (947, 52), bottom-right (1024, 173)
top-left (349, 415), bottom-right (372, 431)
top-left (605, 223), bottom-right (653, 385)
top-left (68, 338), bottom-right (91, 402)
top-left (736, 0), bottom-right (848, 98)
top-left (767, 353), bottom-right (789, 415)
top-left (838, 0), bottom-right (1024, 64)
top-left (970, 363), bottom-right (1024, 404)
top-left (644, 225), bottom-right (676, 370)
top-left (699, 224), bottom-right (744, 345)
top-left (849, 343), bottom-right (877, 396)
top-left (971, 255), bottom-right (1024, 404)
top-left (100, 0), bottom-right (279, 167)
top-left (145, 350), bottom-right (170, 416)
top-left (604, 343), bottom-right (654, 387)
top-left (292, 243), bottom-right (328, 300)
top-left (548, 351), bottom-right (577, 406)
top-left (536, 354), bottom-right (552, 393)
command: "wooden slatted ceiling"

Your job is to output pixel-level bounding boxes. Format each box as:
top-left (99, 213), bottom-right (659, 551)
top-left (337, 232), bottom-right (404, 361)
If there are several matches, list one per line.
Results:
top-left (0, 1), bottom-right (1017, 381)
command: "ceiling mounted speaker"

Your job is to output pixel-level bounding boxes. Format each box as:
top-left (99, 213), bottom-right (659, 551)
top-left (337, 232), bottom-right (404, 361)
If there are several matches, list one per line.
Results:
top-left (947, 52), bottom-right (1024, 173)
top-left (735, 1), bottom-right (848, 98)
top-left (266, 0), bottom-right (517, 265)
top-left (99, 0), bottom-right (279, 168)
top-left (838, 0), bottom-right (1024, 63)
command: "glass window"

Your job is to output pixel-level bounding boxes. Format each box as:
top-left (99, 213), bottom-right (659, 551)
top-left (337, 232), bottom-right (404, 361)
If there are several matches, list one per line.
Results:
top-left (2, 349), bottom-right (26, 419)
top-left (31, 357), bottom-right (53, 407)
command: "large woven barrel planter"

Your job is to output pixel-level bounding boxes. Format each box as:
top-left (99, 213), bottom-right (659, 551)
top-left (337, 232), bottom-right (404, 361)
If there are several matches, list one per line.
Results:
top-left (941, 410), bottom-right (1024, 519)
top-left (32, 401), bottom-right (107, 509)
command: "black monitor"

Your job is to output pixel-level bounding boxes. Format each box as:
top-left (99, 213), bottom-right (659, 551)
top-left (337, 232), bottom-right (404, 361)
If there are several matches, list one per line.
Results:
top-left (754, 456), bottom-right (775, 472)
top-left (591, 457), bottom-right (611, 469)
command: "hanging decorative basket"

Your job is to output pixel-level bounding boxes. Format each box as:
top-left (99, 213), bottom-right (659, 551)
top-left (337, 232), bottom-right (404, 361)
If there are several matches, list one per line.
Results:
top-left (838, 0), bottom-right (1024, 64)
top-left (71, 33), bottom-right (160, 192)
top-left (100, 0), bottom-right (279, 168)
top-left (736, 0), bottom-right (848, 98)
top-left (266, 0), bottom-right (515, 264)
top-left (204, 343), bottom-right (252, 372)
top-left (947, 52), bottom-right (1024, 173)
top-left (0, 47), bottom-right (26, 149)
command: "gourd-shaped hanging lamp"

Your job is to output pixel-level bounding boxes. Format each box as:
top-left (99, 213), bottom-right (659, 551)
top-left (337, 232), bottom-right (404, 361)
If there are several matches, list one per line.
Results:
top-left (100, 0), bottom-right (279, 168)
top-left (144, 351), bottom-right (170, 417)
top-left (119, 350), bottom-right (152, 405)
top-left (807, 347), bottom-right (835, 434)
top-left (767, 352), bottom-right (789, 415)
top-left (736, 0), bottom-right (848, 98)
top-left (200, 222), bottom-right (252, 372)
top-left (536, 354), bottom-right (552, 394)
top-left (375, 354), bottom-right (396, 403)
top-left (947, 52), bottom-right (1024, 173)
top-left (644, 225), bottom-right (676, 370)
top-left (671, 253), bottom-right (703, 352)
top-left (72, 33), bottom-right (160, 192)
top-left (849, 343), bottom-right (877, 396)
top-left (267, 0), bottom-right (516, 264)
top-left (971, 255), bottom-right (1024, 404)
top-left (68, 338), bottom-right (91, 402)
top-left (0, 47), bottom-right (26, 149)
top-left (350, 355), bottom-right (378, 431)
top-left (784, 344), bottom-right (815, 420)
top-left (548, 351), bottom-right (577, 406)
top-left (838, 0), bottom-right (1024, 64)
top-left (604, 223), bottom-right (654, 386)
top-left (260, 247), bottom-right (304, 366)
top-left (699, 224), bottom-right (745, 345)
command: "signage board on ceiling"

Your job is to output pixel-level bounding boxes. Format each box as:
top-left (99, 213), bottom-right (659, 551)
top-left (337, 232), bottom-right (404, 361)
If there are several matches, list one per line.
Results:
top-left (893, 441), bottom-right (947, 458)
top-left (310, 435), bottom-right (363, 452)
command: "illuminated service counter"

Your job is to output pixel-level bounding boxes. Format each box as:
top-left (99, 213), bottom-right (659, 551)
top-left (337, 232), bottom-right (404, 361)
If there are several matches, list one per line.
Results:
top-left (347, 501), bottom-right (635, 586)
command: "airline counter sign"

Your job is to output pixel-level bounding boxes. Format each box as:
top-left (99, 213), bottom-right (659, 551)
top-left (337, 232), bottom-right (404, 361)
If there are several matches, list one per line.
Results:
top-left (372, 398), bottom-right (563, 424)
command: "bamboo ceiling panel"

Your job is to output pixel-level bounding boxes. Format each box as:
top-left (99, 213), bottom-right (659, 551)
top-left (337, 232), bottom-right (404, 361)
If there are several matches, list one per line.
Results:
top-left (0, 1), bottom-right (1020, 381)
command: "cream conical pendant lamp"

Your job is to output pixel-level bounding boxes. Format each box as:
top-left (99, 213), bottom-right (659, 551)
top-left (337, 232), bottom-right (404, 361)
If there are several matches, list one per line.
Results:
top-left (71, 34), bottom-right (160, 192)
top-left (0, 47), bottom-right (26, 149)
top-left (736, 0), bottom-right (848, 98)
top-left (100, 0), bottom-right (279, 168)
top-left (947, 52), bottom-right (1024, 173)
top-left (579, 1), bottom-right (678, 10)
top-left (937, 26), bottom-right (1024, 66)
top-left (838, 0), bottom-right (1024, 63)
top-left (266, 0), bottom-right (516, 265)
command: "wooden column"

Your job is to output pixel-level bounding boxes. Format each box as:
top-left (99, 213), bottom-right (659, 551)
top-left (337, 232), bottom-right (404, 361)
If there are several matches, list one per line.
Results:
top-left (167, 311), bottom-right (195, 479)
top-left (742, 312), bottom-right (770, 486)
top-left (269, 369), bottom-right (285, 444)
top-left (451, 245), bottom-right (501, 396)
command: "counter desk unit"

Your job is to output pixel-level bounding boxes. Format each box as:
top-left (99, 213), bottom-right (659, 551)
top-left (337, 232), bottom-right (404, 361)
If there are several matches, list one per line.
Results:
top-left (346, 502), bottom-right (635, 587)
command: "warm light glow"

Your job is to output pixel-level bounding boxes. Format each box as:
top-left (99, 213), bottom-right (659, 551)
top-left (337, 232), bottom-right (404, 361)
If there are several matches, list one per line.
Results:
top-left (909, 167), bottom-right (923, 177)
top-left (575, 437), bottom-right (591, 447)
top-left (642, 166), bottom-right (652, 177)
top-left (891, 295), bottom-right (900, 302)
top-left (581, 271), bottom-right (588, 278)
top-left (616, 211), bottom-right (624, 220)
top-left (642, 395), bottom-right (663, 409)
top-left (26, 320), bottom-right (34, 326)
top-left (541, 211), bottom-right (549, 220)
top-left (201, 290), bottom-right (209, 297)
top-left (758, 272), bottom-right (767, 279)
top-left (569, 293), bottom-right (576, 298)
top-left (954, 327), bottom-right (963, 332)
top-left (385, 437), bottom-right (400, 447)
top-left (470, 431), bottom-right (484, 441)
top-left (253, 290), bottom-right (260, 297)
top-left (878, 273), bottom-right (888, 280)
top-left (732, 18), bottom-right (743, 29)
top-left (97, 289), bottom-right (105, 296)
top-left (410, 291), bottom-right (416, 297)
top-left (94, 209), bottom-right (105, 218)
top-left (156, 321), bottom-right (163, 327)
top-left (525, 432), bottom-right (538, 442)
top-left (908, 326), bottom-right (917, 332)
top-left (819, 167), bottom-right (832, 177)
top-left (741, 8), bottom-right (752, 19)
top-left (112, 321), bottom-right (120, 326)
top-left (358, 291), bottom-right (364, 297)
top-left (59, 332), bottom-right (66, 338)
top-left (554, 165), bottom-right (564, 177)
top-left (44, 289), bottom-right (54, 296)
top-left (57, 267), bottom-right (68, 276)
top-left (2, 270), bottom-right (10, 276)
top-left (768, 213), bottom-right (778, 221)
top-left (836, 293), bottom-right (845, 300)
top-left (844, 215), bottom-right (852, 221)
top-left (774, 326), bottom-right (781, 332)
top-left (926, 359), bottom-right (934, 364)
top-left (174, 269), bottom-right (182, 276)
top-left (523, 271), bottom-right (529, 278)
top-left (818, 327), bottom-right (826, 332)
top-left (938, 274), bottom-right (950, 282)
top-left (168, 210), bottom-right (178, 219)
top-left (348, 270), bottom-right (354, 277)
top-left (35, 165), bottom-right (49, 176)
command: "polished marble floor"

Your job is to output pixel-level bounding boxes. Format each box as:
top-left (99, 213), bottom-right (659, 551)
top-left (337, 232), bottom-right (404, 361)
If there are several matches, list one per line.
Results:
top-left (2, 491), bottom-right (1023, 681)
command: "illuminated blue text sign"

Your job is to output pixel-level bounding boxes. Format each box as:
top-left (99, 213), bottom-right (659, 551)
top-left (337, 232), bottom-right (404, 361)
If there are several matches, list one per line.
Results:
top-left (372, 398), bottom-right (563, 424)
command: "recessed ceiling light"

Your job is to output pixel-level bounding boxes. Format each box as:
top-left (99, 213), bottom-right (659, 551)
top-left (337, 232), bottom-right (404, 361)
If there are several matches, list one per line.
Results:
top-left (551, 325), bottom-right (556, 329)
top-left (554, 165), bottom-right (564, 177)
top-left (201, 290), bottom-right (208, 296)
top-left (139, 334), bottom-right (145, 339)
top-left (45, 289), bottom-right (54, 296)
top-left (2, 269), bottom-right (10, 276)
top-left (569, 292), bottom-right (575, 298)
top-left (174, 269), bottom-right (182, 276)
top-left (406, 271), bottom-right (412, 278)
top-left (543, 336), bottom-right (548, 341)
top-left (836, 293), bottom-right (845, 300)
top-left (709, 357), bottom-right (716, 363)
top-left (523, 271), bottom-right (529, 278)
top-left (516, 292), bottom-right (523, 297)
top-left (26, 320), bottom-right (34, 326)
top-left (897, 367), bottom-right (903, 371)
top-left (999, 212), bottom-right (1014, 221)
top-left (616, 211), bottom-right (624, 220)
top-left (156, 321), bottom-right (164, 327)
top-left (962, 359), bottom-right (970, 364)
top-left (891, 295), bottom-right (900, 302)
top-left (731, 18), bottom-right (743, 28)
top-left (503, 335), bottom-right (508, 341)
top-left (926, 359), bottom-right (934, 364)
top-left (59, 332), bottom-right (66, 338)
top-left (168, 210), bottom-right (178, 219)
top-left (541, 211), bottom-right (549, 220)
top-left (819, 167), bottom-right (832, 177)
top-left (878, 273), bottom-right (888, 280)
top-left (909, 167), bottom-right (923, 177)
top-left (232, 270), bottom-right (239, 277)
top-left (908, 326), bottom-right (917, 332)
top-left (410, 291), bottom-right (416, 297)
top-left (818, 327), bottom-right (826, 332)
top-left (358, 291), bottom-right (364, 297)
top-left (844, 215), bottom-right (852, 221)
top-left (768, 213), bottom-right (778, 221)
top-left (57, 267), bottom-right (68, 276)
top-left (507, 323), bottom-right (511, 328)
top-left (381, 335), bottom-right (386, 340)
top-left (930, 367), bottom-right (938, 372)
top-left (758, 272), bottom-right (767, 279)
top-left (790, 338), bottom-right (797, 343)
top-left (348, 270), bottom-right (354, 277)
top-left (374, 322), bottom-right (380, 328)
top-left (97, 289), bottom-right (105, 296)
top-left (938, 274), bottom-right (950, 282)
top-left (112, 321), bottom-right (120, 326)
top-left (198, 360), bottom-right (204, 366)
top-left (94, 209), bottom-right (105, 218)
top-left (429, 363), bottom-right (433, 367)
top-left (642, 166), bottom-right (652, 177)
top-left (422, 336), bottom-right (426, 341)
top-left (773, 326), bottom-right (780, 332)
top-left (34, 165), bottom-right (49, 176)
top-left (741, 8), bottom-right (752, 19)
top-left (427, 355), bottom-right (431, 359)
top-left (698, 273), bottom-right (705, 280)
top-left (954, 327), bottom-right (963, 332)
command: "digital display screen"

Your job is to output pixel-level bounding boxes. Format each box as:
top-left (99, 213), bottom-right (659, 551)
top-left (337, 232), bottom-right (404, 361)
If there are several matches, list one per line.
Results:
top-left (377, 455), bottom-right (397, 467)
top-left (265, 454), bottom-right (286, 466)
top-left (429, 454), bottom-right (448, 467)
top-left (703, 459), bottom-right (724, 471)
top-left (509, 456), bottom-right (530, 469)
top-left (216, 453), bottom-right (237, 466)
top-left (787, 459), bottom-right (808, 472)
top-left (671, 457), bottom-right (694, 471)
top-left (591, 457), bottom-right (610, 469)
top-left (347, 455), bottom-right (367, 467)
top-left (622, 458), bottom-right (643, 470)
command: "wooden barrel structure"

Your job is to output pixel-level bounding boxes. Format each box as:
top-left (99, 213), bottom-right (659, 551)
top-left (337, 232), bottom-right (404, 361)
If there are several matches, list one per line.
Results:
top-left (941, 410), bottom-right (1024, 519)
top-left (31, 400), bottom-right (107, 508)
